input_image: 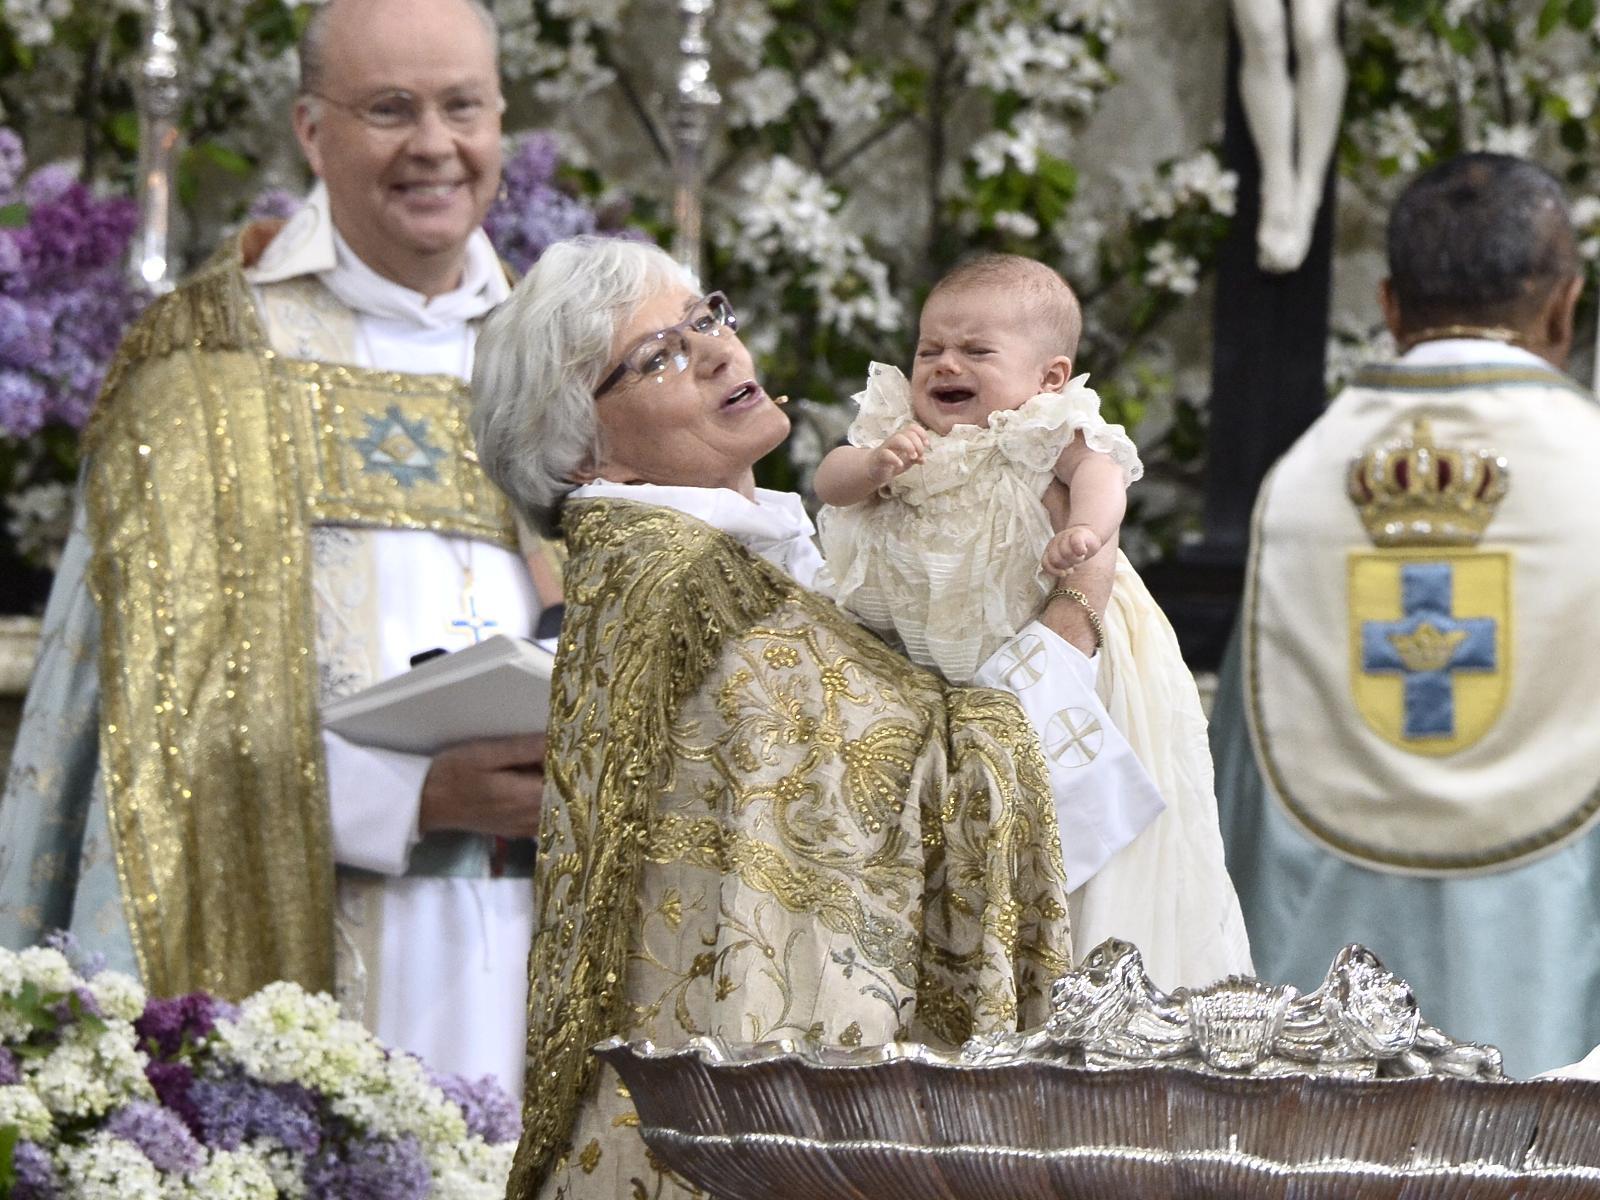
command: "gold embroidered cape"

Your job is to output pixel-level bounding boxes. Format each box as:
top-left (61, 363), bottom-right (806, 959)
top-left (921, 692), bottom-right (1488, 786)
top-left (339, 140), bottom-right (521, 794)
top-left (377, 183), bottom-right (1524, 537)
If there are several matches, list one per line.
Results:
top-left (81, 238), bottom-right (517, 1000)
top-left (511, 499), bottom-right (1072, 1199)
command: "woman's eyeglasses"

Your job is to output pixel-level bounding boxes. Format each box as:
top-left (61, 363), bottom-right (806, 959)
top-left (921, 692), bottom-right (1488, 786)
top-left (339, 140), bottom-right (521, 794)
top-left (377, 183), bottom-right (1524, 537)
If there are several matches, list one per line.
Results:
top-left (594, 292), bottom-right (738, 398)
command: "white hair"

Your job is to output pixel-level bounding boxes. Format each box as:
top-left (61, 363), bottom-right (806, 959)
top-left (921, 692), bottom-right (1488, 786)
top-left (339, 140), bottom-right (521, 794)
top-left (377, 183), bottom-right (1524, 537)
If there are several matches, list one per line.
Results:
top-left (471, 236), bottom-right (698, 537)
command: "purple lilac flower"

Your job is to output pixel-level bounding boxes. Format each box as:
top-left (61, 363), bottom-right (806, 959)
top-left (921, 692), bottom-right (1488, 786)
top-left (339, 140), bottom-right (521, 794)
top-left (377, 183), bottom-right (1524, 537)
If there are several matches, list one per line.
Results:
top-left (0, 296), bottom-right (52, 368)
top-left (0, 128), bottom-right (24, 198)
top-left (0, 230), bottom-right (21, 278)
top-left (10, 1141), bottom-right (60, 1200)
top-left (0, 367), bottom-right (49, 437)
top-left (46, 984), bottom-right (102, 1025)
top-left (12, 183), bottom-right (137, 284)
top-left (189, 1075), bottom-right (322, 1156)
top-left (484, 131), bottom-right (602, 276)
top-left (303, 1132), bottom-right (431, 1199)
top-left (41, 929), bottom-right (106, 978)
top-left (248, 186), bottom-right (304, 221)
top-left (145, 1058), bottom-right (202, 1130)
top-left (0, 159), bottom-right (144, 438)
top-left (136, 991), bottom-right (236, 1059)
top-left (23, 163), bottom-right (76, 207)
top-left (105, 1100), bottom-right (206, 1173)
top-left (0, 1045), bottom-right (20, 1085)
top-left (431, 1070), bottom-right (520, 1144)
top-left (504, 130), bottom-right (558, 185)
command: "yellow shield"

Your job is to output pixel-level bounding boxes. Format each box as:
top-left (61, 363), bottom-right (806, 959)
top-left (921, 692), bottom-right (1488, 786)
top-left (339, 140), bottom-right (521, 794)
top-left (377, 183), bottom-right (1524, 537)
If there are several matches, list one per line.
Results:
top-left (1347, 548), bottom-right (1511, 756)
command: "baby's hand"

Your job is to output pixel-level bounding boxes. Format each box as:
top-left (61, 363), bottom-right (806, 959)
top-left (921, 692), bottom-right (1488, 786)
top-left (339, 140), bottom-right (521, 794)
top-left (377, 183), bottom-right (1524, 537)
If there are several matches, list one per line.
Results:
top-left (1042, 524), bottom-right (1102, 574)
top-left (868, 423), bottom-right (930, 484)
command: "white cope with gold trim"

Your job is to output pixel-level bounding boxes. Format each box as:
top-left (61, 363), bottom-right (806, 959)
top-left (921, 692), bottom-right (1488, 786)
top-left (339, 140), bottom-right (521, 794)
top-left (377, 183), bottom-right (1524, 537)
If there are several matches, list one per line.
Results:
top-left (1244, 363), bottom-right (1600, 875)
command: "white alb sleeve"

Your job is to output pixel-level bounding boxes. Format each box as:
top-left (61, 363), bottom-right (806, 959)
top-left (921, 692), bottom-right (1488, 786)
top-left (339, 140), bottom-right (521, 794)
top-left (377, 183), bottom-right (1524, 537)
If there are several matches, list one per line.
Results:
top-left (972, 620), bottom-right (1166, 892)
top-left (321, 729), bottom-right (428, 875)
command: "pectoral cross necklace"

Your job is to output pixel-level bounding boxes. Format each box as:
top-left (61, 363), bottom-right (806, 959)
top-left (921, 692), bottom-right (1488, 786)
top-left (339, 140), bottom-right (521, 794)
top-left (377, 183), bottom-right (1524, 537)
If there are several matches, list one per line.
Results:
top-left (448, 540), bottom-right (499, 644)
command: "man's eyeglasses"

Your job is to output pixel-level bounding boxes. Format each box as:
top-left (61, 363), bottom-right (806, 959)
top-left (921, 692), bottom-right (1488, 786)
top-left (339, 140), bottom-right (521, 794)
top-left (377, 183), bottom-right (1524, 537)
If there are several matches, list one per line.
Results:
top-left (305, 87), bottom-right (506, 133)
top-left (594, 292), bottom-right (738, 399)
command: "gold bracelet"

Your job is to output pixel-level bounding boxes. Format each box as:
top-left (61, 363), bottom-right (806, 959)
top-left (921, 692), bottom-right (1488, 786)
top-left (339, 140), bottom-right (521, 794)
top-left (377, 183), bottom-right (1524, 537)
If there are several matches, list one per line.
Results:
top-left (1044, 585), bottom-right (1105, 651)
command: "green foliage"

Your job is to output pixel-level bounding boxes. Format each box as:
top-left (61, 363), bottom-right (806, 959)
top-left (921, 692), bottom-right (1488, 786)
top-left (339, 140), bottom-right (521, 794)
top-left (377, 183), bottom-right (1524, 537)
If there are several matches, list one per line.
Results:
top-left (0, 1), bottom-right (306, 194)
top-left (1341, 0), bottom-right (1600, 360)
top-left (0, 1123), bottom-right (16, 1194)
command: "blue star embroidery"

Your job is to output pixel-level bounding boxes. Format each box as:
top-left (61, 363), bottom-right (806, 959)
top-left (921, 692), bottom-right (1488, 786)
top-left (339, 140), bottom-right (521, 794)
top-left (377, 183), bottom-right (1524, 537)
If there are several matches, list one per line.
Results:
top-left (351, 405), bottom-right (448, 488)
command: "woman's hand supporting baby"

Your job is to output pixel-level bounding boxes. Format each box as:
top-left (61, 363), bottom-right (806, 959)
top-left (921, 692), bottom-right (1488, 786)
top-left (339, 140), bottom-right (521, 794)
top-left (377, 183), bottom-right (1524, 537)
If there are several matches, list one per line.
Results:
top-left (1040, 479), bottom-right (1116, 658)
top-left (814, 422), bottom-right (929, 507)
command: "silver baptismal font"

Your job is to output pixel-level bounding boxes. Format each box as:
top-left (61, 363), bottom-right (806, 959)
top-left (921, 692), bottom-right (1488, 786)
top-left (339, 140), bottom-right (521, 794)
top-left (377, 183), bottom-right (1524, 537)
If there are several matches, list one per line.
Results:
top-left (598, 940), bottom-right (1600, 1198)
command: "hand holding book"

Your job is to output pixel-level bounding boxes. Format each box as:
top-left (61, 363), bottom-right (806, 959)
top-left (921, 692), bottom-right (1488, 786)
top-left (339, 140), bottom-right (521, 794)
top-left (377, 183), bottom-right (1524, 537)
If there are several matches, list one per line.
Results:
top-left (419, 732), bottom-right (545, 839)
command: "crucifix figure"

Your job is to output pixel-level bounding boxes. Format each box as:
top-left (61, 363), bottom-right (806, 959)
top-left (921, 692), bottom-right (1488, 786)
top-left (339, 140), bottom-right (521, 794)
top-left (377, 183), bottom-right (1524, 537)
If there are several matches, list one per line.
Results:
top-left (1151, 0), bottom-right (1344, 668)
top-left (1229, 0), bottom-right (1347, 273)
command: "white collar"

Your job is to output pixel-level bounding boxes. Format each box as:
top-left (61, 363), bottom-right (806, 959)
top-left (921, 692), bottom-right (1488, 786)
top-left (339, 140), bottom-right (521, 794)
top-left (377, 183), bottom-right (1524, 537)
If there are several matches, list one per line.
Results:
top-left (569, 480), bottom-right (823, 588)
top-left (243, 181), bottom-right (509, 328)
top-left (1398, 338), bottom-right (1554, 371)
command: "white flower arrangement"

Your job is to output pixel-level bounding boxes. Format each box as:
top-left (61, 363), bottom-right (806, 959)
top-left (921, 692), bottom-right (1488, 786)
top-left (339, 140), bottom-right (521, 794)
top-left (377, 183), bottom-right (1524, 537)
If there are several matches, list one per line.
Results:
top-left (724, 156), bottom-right (904, 338)
top-left (730, 67), bottom-right (799, 130)
top-left (56, 1132), bottom-right (167, 1200)
top-left (1138, 151), bottom-right (1238, 221)
top-left (27, 1022), bottom-right (154, 1119)
top-left (1366, 105), bottom-right (1431, 174)
top-left (1143, 241), bottom-right (1201, 296)
top-left (0, 942), bottom-right (520, 1198)
top-left (213, 982), bottom-right (386, 1096)
top-left (801, 52), bottom-right (893, 131)
top-left (0, 1082), bottom-right (53, 1140)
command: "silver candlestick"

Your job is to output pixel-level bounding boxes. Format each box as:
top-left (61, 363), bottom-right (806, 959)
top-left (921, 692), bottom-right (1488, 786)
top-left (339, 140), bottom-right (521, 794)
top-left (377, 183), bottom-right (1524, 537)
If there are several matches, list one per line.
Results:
top-left (670, 0), bottom-right (720, 278)
top-left (129, 0), bottom-right (183, 294)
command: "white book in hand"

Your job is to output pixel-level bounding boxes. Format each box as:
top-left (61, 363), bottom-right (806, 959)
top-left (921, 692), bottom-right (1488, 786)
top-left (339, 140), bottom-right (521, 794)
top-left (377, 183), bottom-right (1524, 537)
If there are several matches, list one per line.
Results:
top-left (321, 633), bottom-right (555, 755)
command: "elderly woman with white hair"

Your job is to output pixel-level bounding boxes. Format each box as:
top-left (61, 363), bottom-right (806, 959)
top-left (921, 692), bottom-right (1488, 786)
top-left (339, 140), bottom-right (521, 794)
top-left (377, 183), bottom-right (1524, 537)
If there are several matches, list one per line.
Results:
top-left (471, 236), bottom-right (1086, 1199)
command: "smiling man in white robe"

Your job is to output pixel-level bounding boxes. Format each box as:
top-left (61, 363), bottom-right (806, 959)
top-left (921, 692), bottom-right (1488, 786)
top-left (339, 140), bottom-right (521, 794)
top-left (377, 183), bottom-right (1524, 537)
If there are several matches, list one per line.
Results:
top-left (0, 0), bottom-right (551, 1100)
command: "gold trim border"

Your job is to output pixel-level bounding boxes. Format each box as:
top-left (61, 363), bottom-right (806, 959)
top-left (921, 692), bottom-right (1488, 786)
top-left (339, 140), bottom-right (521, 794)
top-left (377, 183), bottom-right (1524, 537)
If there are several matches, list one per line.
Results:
top-left (1353, 362), bottom-right (1596, 401)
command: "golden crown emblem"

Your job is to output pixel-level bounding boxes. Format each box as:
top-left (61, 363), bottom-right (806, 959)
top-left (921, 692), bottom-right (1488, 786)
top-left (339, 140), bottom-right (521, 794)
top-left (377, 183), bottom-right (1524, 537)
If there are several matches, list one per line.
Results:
top-left (1347, 417), bottom-right (1510, 547)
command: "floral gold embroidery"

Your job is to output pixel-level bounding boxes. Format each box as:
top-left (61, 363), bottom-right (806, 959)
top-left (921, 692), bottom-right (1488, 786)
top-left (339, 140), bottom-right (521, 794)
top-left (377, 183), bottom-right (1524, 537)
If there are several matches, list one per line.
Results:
top-left (763, 644), bottom-right (800, 669)
top-left (577, 1140), bottom-right (601, 1174)
top-left (509, 500), bottom-right (1071, 1199)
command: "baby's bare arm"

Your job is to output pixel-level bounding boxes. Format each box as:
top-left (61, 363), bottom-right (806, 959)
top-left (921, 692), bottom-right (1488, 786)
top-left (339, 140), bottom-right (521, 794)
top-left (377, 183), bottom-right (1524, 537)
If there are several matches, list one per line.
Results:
top-left (814, 446), bottom-right (887, 507)
top-left (1055, 434), bottom-right (1128, 545)
top-left (1042, 436), bottom-right (1129, 574)
top-left (814, 424), bottom-right (929, 507)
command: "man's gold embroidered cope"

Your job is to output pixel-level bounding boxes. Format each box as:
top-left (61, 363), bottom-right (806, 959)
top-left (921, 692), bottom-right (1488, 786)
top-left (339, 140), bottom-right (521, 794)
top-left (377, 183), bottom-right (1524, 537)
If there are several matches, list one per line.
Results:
top-left (83, 238), bottom-right (517, 1000)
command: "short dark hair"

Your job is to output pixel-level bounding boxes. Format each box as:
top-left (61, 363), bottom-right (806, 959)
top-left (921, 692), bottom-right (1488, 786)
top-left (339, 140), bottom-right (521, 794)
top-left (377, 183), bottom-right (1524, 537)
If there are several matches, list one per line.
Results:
top-left (1387, 153), bottom-right (1578, 329)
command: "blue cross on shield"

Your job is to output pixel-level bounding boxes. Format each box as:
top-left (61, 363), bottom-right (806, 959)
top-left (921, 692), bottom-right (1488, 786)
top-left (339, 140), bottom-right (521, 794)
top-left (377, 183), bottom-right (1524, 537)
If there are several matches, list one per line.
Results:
top-left (1349, 553), bottom-right (1509, 753)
